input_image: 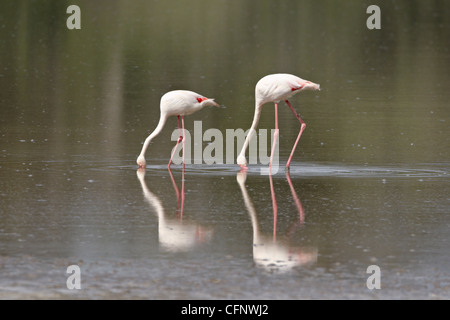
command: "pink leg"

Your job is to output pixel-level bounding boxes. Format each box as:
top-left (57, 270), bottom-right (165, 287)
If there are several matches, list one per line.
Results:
top-left (181, 116), bottom-right (185, 170)
top-left (180, 117), bottom-right (186, 220)
top-left (168, 115), bottom-right (183, 168)
top-left (269, 103), bottom-right (279, 172)
top-left (285, 100), bottom-right (306, 169)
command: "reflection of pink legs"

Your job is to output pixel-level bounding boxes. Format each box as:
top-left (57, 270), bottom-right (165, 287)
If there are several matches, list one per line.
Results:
top-left (181, 164), bottom-right (185, 220)
top-left (268, 103), bottom-right (280, 233)
top-left (286, 171), bottom-right (305, 225)
top-left (269, 170), bottom-right (306, 243)
top-left (269, 173), bottom-right (277, 243)
top-left (168, 166), bottom-right (185, 220)
top-left (168, 167), bottom-right (180, 213)
top-left (285, 100), bottom-right (306, 169)
top-left (168, 115), bottom-right (185, 168)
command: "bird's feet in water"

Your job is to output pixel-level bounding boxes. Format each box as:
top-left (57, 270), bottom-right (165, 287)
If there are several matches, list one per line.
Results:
top-left (237, 155), bottom-right (248, 169)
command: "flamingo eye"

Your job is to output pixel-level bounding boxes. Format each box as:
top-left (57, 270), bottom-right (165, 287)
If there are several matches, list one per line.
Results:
top-left (197, 97), bottom-right (208, 103)
top-left (291, 85), bottom-right (304, 91)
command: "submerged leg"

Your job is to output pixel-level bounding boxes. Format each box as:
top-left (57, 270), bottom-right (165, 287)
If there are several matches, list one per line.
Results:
top-left (285, 100), bottom-right (306, 169)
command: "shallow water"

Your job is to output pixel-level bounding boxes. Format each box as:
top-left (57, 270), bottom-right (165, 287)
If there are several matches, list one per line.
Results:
top-left (1, 1), bottom-right (450, 299)
top-left (1, 160), bottom-right (449, 299)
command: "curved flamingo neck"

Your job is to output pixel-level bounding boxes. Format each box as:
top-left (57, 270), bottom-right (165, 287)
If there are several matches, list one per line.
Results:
top-left (139, 112), bottom-right (168, 158)
top-left (237, 103), bottom-right (262, 161)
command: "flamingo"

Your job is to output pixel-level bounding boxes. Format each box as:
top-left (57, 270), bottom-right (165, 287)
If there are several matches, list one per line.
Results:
top-left (137, 90), bottom-right (218, 169)
top-left (236, 73), bottom-right (320, 170)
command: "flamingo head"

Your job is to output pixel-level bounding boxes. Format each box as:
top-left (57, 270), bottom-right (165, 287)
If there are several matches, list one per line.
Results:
top-left (236, 169), bottom-right (248, 185)
top-left (302, 81), bottom-right (321, 91)
top-left (197, 97), bottom-right (219, 107)
top-left (137, 155), bottom-right (146, 169)
top-left (237, 154), bottom-right (247, 168)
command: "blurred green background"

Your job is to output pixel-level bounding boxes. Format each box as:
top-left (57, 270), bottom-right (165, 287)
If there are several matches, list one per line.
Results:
top-left (0, 0), bottom-right (449, 165)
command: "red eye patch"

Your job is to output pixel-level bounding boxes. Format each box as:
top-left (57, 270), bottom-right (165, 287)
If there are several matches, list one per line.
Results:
top-left (291, 85), bottom-right (304, 91)
top-left (197, 97), bottom-right (208, 103)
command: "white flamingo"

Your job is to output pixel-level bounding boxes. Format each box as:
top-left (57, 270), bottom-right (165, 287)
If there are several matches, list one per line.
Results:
top-left (137, 90), bottom-right (218, 168)
top-left (237, 74), bottom-right (320, 169)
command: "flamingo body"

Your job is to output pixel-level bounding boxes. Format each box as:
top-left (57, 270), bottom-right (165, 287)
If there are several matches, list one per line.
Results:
top-left (255, 73), bottom-right (320, 105)
top-left (137, 90), bottom-right (218, 168)
top-left (160, 90), bottom-right (214, 117)
top-left (237, 73), bottom-right (320, 168)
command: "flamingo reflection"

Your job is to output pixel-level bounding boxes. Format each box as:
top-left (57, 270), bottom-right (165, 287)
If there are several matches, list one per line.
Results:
top-left (237, 170), bottom-right (317, 273)
top-left (137, 167), bottom-right (213, 252)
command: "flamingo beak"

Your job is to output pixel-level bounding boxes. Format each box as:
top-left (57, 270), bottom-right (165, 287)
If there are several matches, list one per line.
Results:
top-left (210, 99), bottom-right (220, 107)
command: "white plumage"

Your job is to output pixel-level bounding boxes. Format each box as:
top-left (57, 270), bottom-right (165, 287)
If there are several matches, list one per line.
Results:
top-left (137, 90), bottom-right (218, 168)
top-left (237, 73), bottom-right (320, 168)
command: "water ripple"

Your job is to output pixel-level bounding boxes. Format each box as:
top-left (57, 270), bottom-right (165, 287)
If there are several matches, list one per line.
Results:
top-left (124, 161), bottom-right (449, 179)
